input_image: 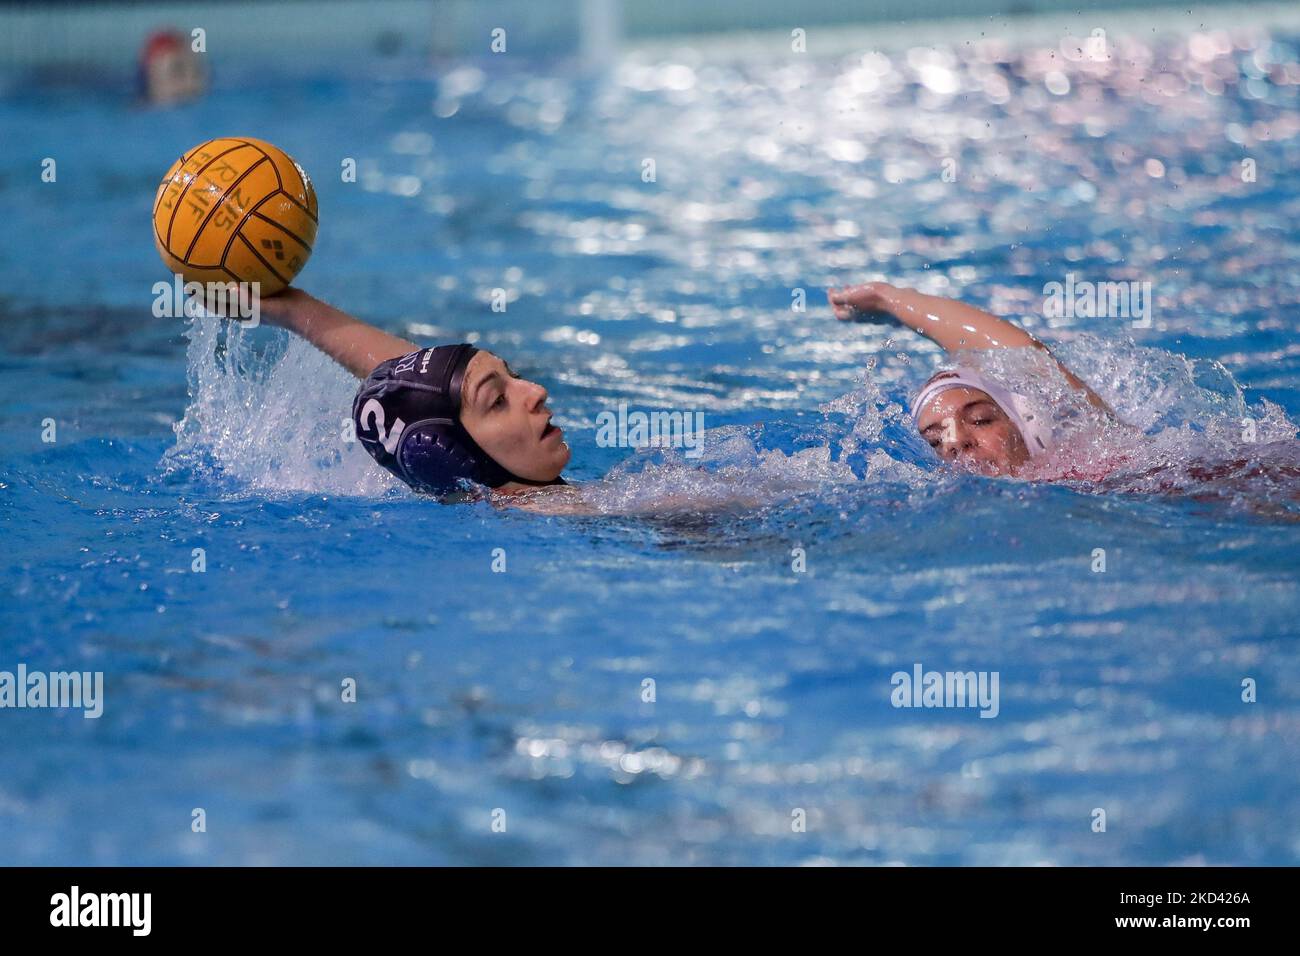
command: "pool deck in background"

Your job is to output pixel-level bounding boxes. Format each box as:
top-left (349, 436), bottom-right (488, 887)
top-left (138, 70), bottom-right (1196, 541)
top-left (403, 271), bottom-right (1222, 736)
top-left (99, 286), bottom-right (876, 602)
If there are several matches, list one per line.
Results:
top-left (630, 3), bottom-right (1300, 57)
top-left (4, 0), bottom-right (1300, 78)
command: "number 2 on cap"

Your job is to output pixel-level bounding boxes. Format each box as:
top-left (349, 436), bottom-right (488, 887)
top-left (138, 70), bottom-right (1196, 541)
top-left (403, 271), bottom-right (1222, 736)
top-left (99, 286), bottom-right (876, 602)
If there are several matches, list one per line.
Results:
top-left (360, 399), bottom-right (405, 455)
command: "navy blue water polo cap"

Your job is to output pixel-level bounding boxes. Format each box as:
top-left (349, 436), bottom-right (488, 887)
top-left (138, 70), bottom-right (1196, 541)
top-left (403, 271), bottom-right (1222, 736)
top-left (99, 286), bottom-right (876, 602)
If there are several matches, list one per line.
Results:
top-left (352, 345), bottom-right (516, 496)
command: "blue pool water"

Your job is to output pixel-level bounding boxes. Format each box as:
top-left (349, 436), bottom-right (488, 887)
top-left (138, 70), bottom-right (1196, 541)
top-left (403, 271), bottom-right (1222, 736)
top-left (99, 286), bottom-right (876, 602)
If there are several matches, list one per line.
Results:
top-left (3, 21), bottom-right (1300, 865)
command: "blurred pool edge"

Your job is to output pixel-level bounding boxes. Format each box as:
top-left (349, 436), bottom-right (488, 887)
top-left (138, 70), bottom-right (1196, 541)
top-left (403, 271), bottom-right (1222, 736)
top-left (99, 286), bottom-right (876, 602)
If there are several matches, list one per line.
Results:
top-left (628, 1), bottom-right (1300, 58)
top-left (4, 0), bottom-right (1300, 89)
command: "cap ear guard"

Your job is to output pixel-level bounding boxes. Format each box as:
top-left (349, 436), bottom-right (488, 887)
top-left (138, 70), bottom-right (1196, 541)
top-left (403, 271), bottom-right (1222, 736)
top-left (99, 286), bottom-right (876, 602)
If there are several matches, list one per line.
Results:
top-left (395, 420), bottom-right (482, 496)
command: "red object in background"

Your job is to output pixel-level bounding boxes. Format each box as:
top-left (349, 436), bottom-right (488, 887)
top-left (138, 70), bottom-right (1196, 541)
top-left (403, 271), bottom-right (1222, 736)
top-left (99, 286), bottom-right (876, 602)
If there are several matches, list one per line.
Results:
top-left (138, 28), bottom-right (207, 106)
top-left (140, 29), bottom-right (187, 68)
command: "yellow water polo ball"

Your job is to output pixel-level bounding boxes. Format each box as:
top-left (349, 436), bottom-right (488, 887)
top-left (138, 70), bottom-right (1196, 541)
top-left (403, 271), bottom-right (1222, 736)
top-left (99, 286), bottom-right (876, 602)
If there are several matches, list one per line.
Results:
top-left (153, 137), bottom-right (317, 296)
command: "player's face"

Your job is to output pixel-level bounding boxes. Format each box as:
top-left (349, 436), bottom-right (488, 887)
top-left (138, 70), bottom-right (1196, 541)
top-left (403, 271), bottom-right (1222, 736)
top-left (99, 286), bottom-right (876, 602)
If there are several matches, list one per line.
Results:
top-left (459, 352), bottom-right (570, 483)
top-left (916, 387), bottom-right (1029, 475)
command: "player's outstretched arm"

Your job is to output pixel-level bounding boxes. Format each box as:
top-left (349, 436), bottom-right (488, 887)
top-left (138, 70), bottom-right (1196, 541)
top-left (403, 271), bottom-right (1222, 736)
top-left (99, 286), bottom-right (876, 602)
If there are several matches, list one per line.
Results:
top-left (828, 281), bottom-right (1114, 416)
top-left (259, 288), bottom-right (418, 379)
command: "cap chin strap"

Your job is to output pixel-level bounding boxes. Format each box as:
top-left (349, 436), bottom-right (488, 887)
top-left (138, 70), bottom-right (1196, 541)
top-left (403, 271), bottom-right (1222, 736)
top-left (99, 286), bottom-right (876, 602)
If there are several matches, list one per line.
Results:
top-left (436, 345), bottom-right (561, 489)
top-left (396, 419), bottom-right (563, 494)
top-left (444, 417), bottom-right (565, 490)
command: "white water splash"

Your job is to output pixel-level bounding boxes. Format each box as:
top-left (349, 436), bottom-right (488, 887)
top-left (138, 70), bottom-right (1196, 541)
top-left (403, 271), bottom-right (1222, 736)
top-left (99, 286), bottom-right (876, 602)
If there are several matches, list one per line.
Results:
top-left (162, 314), bottom-right (1300, 515)
top-left (163, 316), bottom-right (396, 496)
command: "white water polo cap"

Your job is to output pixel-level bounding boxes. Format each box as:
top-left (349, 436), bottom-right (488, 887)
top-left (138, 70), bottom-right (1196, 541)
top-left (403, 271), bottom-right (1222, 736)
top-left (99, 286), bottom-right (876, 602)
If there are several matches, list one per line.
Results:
top-left (910, 368), bottom-right (1054, 458)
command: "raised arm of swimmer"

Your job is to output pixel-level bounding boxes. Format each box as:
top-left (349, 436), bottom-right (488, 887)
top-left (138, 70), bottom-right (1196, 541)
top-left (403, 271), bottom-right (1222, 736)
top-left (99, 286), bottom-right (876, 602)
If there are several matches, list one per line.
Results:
top-left (827, 282), bottom-right (1113, 416)
top-left (258, 287), bottom-right (417, 378)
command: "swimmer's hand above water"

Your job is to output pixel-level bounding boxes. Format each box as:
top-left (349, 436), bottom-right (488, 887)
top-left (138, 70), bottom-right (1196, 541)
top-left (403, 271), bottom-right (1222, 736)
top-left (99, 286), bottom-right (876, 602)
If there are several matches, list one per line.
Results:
top-left (829, 281), bottom-right (1039, 350)
top-left (827, 282), bottom-right (897, 322)
top-left (257, 286), bottom-right (418, 379)
top-left (828, 281), bottom-right (1115, 416)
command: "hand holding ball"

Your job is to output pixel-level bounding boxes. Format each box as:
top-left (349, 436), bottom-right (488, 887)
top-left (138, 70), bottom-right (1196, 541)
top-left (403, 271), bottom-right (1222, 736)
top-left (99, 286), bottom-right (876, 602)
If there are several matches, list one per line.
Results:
top-left (153, 137), bottom-right (317, 296)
